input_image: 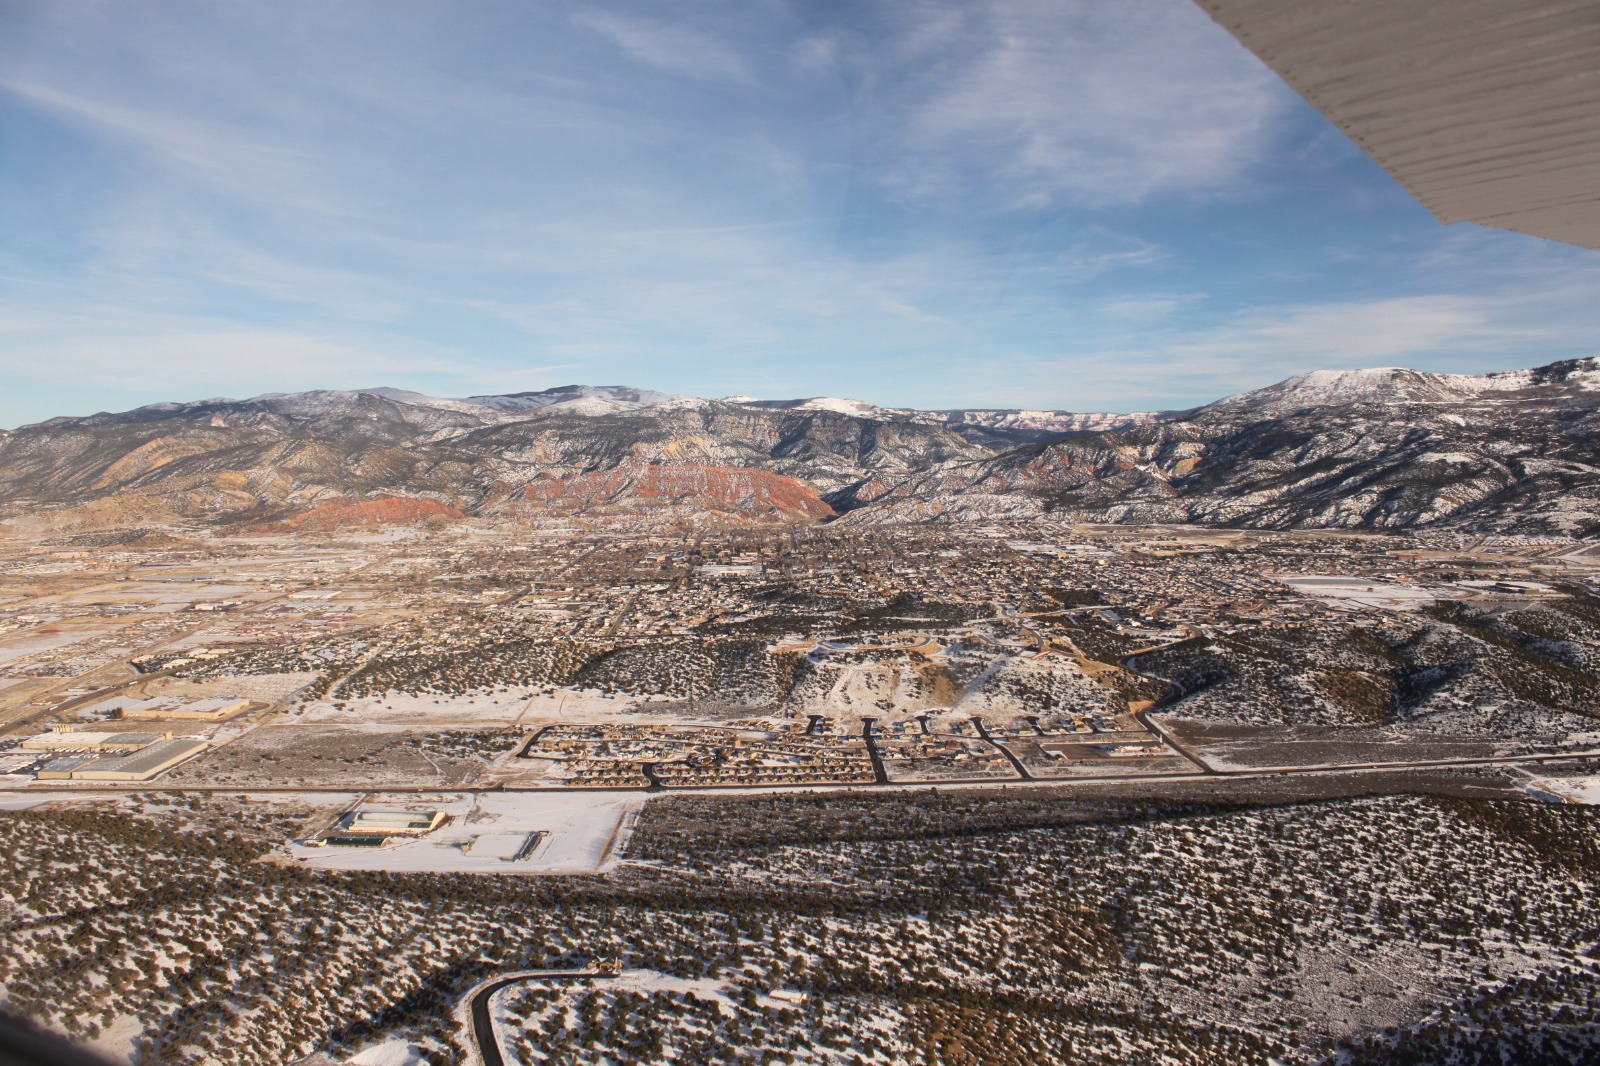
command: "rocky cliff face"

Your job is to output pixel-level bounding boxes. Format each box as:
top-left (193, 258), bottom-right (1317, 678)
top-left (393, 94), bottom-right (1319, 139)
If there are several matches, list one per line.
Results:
top-left (503, 462), bottom-right (836, 521)
top-left (3, 361), bottom-right (1599, 535)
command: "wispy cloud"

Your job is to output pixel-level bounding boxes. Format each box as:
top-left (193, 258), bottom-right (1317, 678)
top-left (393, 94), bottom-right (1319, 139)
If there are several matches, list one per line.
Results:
top-left (835, 0), bottom-right (1295, 208)
top-left (571, 10), bottom-right (751, 83)
top-left (2, 305), bottom-right (454, 394)
top-left (1, 78), bottom-right (345, 224)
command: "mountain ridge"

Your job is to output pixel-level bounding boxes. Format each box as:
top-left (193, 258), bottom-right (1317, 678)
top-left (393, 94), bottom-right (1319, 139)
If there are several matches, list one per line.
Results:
top-left (4, 359), bottom-right (1598, 537)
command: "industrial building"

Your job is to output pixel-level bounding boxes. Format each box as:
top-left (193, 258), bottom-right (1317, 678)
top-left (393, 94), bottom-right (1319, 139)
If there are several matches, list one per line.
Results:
top-left (21, 728), bottom-right (166, 752)
top-left (116, 697), bottom-right (253, 721)
top-left (34, 755), bottom-right (104, 780)
top-left (14, 727), bottom-right (210, 782)
top-left (68, 738), bottom-right (210, 782)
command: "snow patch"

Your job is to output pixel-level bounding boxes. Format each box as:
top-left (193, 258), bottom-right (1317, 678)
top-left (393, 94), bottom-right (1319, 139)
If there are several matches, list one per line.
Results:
top-left (346, 1039), bottom-right (428, 1066)
top-left (460, 385), bottom-right (693, 414)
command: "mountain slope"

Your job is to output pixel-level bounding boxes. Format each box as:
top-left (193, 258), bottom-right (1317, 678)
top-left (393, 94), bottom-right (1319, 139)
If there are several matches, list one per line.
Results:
top-left (841, 359), bottom-right (1600, 535)
top-left (0, 392), bottom-right (994, 530)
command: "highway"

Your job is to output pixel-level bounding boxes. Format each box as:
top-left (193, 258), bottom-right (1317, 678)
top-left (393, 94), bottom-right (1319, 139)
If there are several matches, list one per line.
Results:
top-left (0, 553), bottom-right (397, 739)
top-left (17, 746), bottom-right (1600, 801)
top-left (0, 662), bottom-right (179, 737)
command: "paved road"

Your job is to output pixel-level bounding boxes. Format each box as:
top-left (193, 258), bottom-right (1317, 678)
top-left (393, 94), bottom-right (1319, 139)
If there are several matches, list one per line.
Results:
top-left (556, 545), bottom-right (603, 578)
top-left (0, 610), bottom-right (232, 736)
top-left (514, 725), bottom-right (554, 759)
top-left (859, 718), bottom-right (890, 784)
top-left (321, 644), bottom-right (390, 703)
top-left (601, 588), bottom-right (645, 640)
top-left (1121, 635), bottom-right (1218, 773)
top-left (970, 716), bottom-right (1034, 781)
top-left (1, 664), bottom-right (179, 737)
top-left (1131, 707), bottom-right (1217, 774)
top-left (466, 968), bottom-right (612, 1066)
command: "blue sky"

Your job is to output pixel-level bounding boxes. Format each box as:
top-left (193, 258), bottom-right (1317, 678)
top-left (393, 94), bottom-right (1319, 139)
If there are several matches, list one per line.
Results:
top-left (4, 0), bottom-right (1600, 427)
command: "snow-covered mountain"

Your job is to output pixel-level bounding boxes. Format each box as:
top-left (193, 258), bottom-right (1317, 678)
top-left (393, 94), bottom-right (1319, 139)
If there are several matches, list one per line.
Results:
top-left (845, 358), bottom-right (1600, 535)
top-left (459, 385), bottom-right (700, 416)
top-left (727, 395), bottom-right (1154, 437)
top-left (733, 396), bottom-right (896, 419)
top-left (5, 359), bottom-right (1600, 536)
top-left (70, 383), bottom-right (1155, 437)
top-left (1199, 361), bottom-right (1600, 418)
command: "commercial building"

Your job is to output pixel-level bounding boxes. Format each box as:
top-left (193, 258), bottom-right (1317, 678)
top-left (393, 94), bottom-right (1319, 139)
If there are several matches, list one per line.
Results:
top-left (346, 809), bottom-right (446, 835)
top-left (307, 808), bottom-right (447, 848)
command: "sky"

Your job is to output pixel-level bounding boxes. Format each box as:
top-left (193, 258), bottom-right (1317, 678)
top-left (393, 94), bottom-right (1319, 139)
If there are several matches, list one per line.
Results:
top-left (3, 0), bottom-right (1600, 428)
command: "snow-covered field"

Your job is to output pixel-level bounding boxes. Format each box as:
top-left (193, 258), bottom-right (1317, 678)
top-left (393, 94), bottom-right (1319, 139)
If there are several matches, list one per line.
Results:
top-left (345, 1039), bottom-right (428, 1066)
top-left (1277, 575), bottom-right (1440, 611)
top-left (1526, 773), bottom-right (1600, 804)
top-left (286, 792), bottom-right (642, 874)
top-left (0, 790), bottom-right (121, 809)
top-left (297, 687), bottom-right (688, 726)
top-left (0, 624), bottom-right (111, 665)
top-left (296, 692), bottom-right (529, 726)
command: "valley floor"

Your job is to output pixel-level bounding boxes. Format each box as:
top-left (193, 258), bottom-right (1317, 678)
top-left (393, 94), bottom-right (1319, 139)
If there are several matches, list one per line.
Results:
top-left (5, 517), bottom-right (1600, 1063)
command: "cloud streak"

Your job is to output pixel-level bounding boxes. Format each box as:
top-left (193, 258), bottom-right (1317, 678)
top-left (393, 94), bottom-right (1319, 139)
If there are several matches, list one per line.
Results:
top-left (572, 10), bottom-right (752, 83)
top-left (829, 0), bottom-right (1295, 208)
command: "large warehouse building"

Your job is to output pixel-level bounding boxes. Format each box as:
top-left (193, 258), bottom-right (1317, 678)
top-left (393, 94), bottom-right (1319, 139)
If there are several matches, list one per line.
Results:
top-left (14, 727), bottom-right (209, 782)
top-left (67, 738), bottom-right (210, 782)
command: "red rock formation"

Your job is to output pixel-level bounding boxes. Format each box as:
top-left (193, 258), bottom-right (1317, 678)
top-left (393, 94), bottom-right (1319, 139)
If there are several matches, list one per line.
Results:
top-left (517, 463), bottom-right (834, 520)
